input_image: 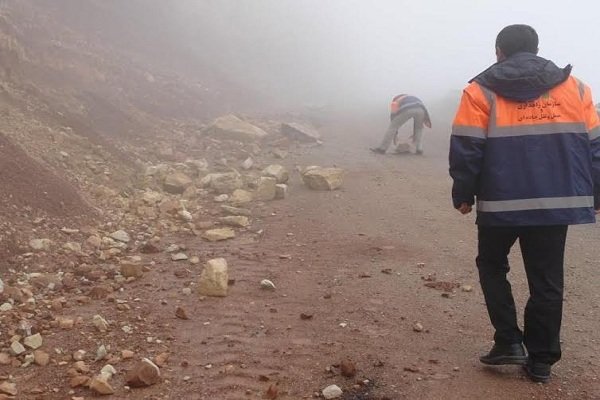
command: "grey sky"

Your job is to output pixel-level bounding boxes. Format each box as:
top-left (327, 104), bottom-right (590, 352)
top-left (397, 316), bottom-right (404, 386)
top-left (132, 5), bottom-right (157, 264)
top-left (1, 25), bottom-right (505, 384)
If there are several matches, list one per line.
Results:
top-left (172, 0), bottom-right (600, 109)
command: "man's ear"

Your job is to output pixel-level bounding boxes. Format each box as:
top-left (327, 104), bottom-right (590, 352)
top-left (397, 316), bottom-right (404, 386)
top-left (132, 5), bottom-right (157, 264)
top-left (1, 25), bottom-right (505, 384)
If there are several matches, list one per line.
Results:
top-left (496, 47), bottom-right (505, 62)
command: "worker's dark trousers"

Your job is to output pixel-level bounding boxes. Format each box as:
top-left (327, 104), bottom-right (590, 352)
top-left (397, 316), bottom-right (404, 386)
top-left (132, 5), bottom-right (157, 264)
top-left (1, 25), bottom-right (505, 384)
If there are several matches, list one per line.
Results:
top-left (476, 225), bottom-right (568, 365)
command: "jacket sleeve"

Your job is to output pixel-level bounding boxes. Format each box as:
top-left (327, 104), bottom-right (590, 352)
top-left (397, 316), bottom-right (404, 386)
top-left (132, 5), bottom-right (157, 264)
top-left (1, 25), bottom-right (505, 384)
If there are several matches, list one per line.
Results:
top-left (449, 84), bottom-right (489, 209)
top-left (582, 86), bottom-right (600, 209)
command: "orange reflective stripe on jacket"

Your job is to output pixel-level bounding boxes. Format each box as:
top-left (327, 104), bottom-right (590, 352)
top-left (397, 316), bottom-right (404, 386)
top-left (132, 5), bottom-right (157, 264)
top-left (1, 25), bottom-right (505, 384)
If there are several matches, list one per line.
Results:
top-left (451, 83), bottom-right (491, 138)
top-left (452, 76), bottom-right (600, 139)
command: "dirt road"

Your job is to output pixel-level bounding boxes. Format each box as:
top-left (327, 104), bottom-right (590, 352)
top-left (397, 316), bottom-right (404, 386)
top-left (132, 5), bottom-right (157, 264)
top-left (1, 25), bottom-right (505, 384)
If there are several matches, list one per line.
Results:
top-left (94, 114), bottom-right (600, 400)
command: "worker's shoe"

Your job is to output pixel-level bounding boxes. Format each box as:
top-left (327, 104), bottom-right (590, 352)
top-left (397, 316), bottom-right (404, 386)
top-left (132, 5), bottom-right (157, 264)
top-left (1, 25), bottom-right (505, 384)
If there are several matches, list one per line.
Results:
top-left (479, 343), bottom-right (527, 365)
top-left (369, 147), bottom-right (385, 154)
top-left (415, 149), bottom-right (424, 155)
top-left (523, 360), bottom-right (551, 383)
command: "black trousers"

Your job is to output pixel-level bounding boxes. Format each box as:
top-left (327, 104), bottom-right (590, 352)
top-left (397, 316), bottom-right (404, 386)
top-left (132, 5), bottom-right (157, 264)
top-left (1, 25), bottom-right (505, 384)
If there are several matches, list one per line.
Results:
top-left (476, 225), bottom-right (568, 365)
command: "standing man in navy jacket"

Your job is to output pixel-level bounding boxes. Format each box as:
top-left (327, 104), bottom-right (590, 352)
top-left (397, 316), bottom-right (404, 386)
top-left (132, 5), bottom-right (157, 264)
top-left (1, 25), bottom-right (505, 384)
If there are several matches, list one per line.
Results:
top-left (449, 24), bottom-right (600, 383)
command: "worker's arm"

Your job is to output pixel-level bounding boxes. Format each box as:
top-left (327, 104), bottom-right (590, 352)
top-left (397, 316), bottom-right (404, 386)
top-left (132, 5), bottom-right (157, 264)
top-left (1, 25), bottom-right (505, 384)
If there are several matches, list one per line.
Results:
top-left (582, 85), bottom-right (600, 212)
top-left (449, 83), bottom-right (490, 210)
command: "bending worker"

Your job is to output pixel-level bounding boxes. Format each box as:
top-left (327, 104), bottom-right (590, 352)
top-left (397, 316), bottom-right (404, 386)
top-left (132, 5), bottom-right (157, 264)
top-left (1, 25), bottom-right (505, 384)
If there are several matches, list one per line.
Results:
top-left (371, 94), bottom-right (431, 155)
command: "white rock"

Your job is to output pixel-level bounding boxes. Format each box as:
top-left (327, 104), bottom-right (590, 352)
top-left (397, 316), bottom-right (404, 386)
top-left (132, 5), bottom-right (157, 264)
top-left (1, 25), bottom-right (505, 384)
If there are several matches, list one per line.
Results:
top-left (178, 210), bottom-right (193, 222)
top-left (171, 252), bottom-right (189, 261)
top-left (198, 258), bottom-right (229, 297)
top-left (96, 345), bottom-right (108, 361)
top-left (23, 333), bottom-right (43, 350)
top-left (93, 315), bottom-right (109, 332)
top-left (10, 341), bottom-right (26, 355)
top-left (29, 238), bottom-right (53, 251)
top-left (275, 184), bottom-right (288, 200)
top-left (0, 302), bottom-right (13, 312)
top-left (110, 230), bottom-right (131, 243)
top-left (240, 157), bottom-right (254, 170)
top-left (260, 279), bottom-right (276, 290)
top-left (322, 384), bottom-right (343, 399)
top-left (214, 194), bottom-right (229, 203)
top-left (100, 364), bottom-right (117, 379)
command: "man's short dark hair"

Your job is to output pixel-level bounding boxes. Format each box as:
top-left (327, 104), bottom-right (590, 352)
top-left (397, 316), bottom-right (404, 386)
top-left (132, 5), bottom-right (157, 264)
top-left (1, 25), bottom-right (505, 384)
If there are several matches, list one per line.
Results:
top-left (496, 24), bottom-right (539, 57)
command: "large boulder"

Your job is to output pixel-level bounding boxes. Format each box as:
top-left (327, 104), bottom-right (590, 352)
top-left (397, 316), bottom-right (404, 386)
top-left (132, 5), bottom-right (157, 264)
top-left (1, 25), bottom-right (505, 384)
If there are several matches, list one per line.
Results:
top-left (163, 172), bottom-right (193, 194)
top-left (198, 258), bottom-right (229, 297)
top-left (281, 122), bottom-right (321, 143)
top-left (204, 115), bottom-right (269, 142)
top-left (302, 167), bottom-right (344, 190)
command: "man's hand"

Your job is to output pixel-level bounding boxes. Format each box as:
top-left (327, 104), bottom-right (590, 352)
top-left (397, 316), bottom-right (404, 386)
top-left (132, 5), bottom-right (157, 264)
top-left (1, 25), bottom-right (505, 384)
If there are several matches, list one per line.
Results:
top-left (458, 203), bottom-right (472, 215)
top-left (596, 208), bottom-right (600, 215)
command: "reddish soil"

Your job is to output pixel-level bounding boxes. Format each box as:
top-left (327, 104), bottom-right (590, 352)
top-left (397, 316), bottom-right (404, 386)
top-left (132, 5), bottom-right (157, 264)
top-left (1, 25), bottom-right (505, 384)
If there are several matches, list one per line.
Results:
top-left (14, 115), bottom-right (596, 400)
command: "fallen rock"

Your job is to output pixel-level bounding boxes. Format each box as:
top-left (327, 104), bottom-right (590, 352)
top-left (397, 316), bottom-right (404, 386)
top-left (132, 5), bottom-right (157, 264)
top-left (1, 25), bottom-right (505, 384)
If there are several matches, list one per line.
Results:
top-left (262, 164), bottom-right (289, 184)
top-left (219, 216), bottom-right (250, 228)
top-left (122, 350), bottom-right (135, 359)
top-left (281, 122), bottom-right (321, 143)
top-left (120, 261), bottom-right (144, 278)
top-left (0, 382), bottom-right (17, 396)
top-left (322, 384), bottom-right (343, 399)
top-left (93, 315), bottom-right (109, 332)
top-left (461, 285), bottom-right (474, 293)
top-left (220, 205), bottom-right (252, 217)
top-left (413, 322), bottom-right (424, 333)
top-left (302, 167), bottom-right (344, 190)
top-left (125, 358), bottom-right (161, 387)
top-left (202, 228), bottom-right (236, 242)
top-left (240, 157), bottom-right (254, 170)
top-left (89, 375), bottom-right (114, 395)
top-left (198, 258), bottom-right (228, 297)
top-left (204, 114), bottom-right (269, 142)
top-left (229, 189), bottom-right (253, 206)
top-left (260, 279), bottom-right (276, 291)
top-left (63, 242), bottom-right (82, 253)
top-left (24, 333), bottom-right (43, 350)
top-left (10, 341), bottom-right (25, 356)
top-left (0, 353), bottom-right (10, 365)
top-left (110, 230), bottom-right (131, 243)
top-left (163, 172), bottom-right (193, 194)
top-left (255, 177), bottom-right (277, 201)
top-left (175, 307), bottom-right (189, 320)
top-left (204, 172), bottom-right (244, 194)
top-left (29, 238), bottom-right (53, 251)
top-left (275, 184), bottom-right (288, 200)
top-left (340, 360), bottom-right (357, 377)
top-left (171, 252), bottom-right (189, 261)
top-left (70, 375), bottom-right (90, 388)
top-left (142, 190), bottom-right (163, 205)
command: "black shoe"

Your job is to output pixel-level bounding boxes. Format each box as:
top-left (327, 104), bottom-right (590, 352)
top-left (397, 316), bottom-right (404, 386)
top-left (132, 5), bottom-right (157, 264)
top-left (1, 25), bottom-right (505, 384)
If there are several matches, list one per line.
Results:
top-left (479, 343), bottom-right (527, 365)
top-left (523, 361), bottom-right (551, 383)
top-left (370, 147), bottom-right (385, 154)
top-left (415, 149), bottom-right (424, 155)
